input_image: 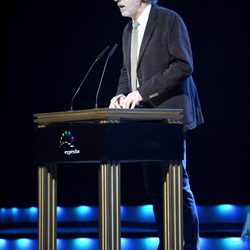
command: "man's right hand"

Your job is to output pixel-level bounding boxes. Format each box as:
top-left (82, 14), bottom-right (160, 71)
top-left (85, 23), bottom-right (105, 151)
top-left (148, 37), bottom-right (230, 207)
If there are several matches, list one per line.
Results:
top-left (109, 94), bottom-right (126, 108)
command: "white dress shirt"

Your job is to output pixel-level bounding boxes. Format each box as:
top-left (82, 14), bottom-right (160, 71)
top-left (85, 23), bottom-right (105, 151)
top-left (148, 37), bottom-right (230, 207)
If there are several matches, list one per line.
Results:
top-left (133, 4), bottom-right (152, 58)
top-left (132, 4), bottom-right (152, 87)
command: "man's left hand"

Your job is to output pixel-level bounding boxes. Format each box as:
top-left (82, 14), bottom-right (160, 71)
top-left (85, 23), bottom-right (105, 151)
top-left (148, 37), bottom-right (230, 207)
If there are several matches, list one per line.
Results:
top-left (122, 91), bottom-right (143, 109)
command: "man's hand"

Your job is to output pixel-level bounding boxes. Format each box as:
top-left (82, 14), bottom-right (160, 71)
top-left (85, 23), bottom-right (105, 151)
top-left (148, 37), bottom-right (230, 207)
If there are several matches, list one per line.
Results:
top-left (122, 91), bottom-right (143, 109)
top-left (109, 94), bottom-right (126, 108)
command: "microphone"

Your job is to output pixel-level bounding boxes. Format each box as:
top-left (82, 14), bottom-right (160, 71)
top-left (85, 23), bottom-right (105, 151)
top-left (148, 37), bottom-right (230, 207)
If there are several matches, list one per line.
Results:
top-left (70, 45), bottom-right (110, 111)
top-left (95, 43), bottom-right (118, 109)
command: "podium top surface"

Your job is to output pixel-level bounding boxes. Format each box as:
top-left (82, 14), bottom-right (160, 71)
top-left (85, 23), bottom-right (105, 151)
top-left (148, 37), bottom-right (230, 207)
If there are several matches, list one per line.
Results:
top-left (34, 108), bottom-right (183, 126)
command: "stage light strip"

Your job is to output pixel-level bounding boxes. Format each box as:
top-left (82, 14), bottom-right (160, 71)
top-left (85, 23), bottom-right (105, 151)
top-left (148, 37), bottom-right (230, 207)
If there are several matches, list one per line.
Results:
top-left (0, 205), bottom-right (248, 224)
top-left (0, 237), bottom-right (249, 250)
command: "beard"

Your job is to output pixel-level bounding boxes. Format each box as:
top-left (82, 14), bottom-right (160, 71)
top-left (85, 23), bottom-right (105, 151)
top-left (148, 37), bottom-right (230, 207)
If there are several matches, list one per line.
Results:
top-left (120, 1), bottom-right (141, 18)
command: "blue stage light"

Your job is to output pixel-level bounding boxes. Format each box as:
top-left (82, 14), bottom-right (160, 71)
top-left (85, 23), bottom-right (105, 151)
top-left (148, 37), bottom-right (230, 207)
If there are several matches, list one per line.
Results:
top-left (0, 208), bottom-right (6, 213)
top-left (139, 205), bottom-right (154, 222)
top-left (0, 209), bottom-right (7, 222)
top-left (75, 206), bottom-right (98, 221)
top-left (11, 207), bottom-right (19, 215)
top-left (16, 238), bottom-right (33, 249)
top-left (198, 204), bottom-right (246, 224)
top-left (28, 207), bottom-right (37, 214)
top-left (57, 238), bottom-right (62, 249)
top-left (75, 205), bottom-right (91, 215)
top-left (198, 237), bottom-right (249, 250)
top-left (121, 205), bottom-right (154, 223)
top-left (28, 207), bottom-right (37, 220)
top-left (143, 237), bottom-right (159, 248)
top-left (10, 207), bottom-right (20, 222)
top-left (56, 206), bottom-right (98, 222)
top-left (0, 239), bottom-right (7, 248)
top-left (217, 204), bottom-right (235, 213)
top-left (221, 237), bottom-right (245, 249)
top-left (215, 205), bottom-right (241, 223)
top-left (121, 238), bottom-right (131, 249)
top-left (72, 238), bottom-right (97, 249)
top-left (199, 237), bottom-right (209, 249)
top-left (57, 206), bottom-right (65, 220)
top-left (121, 237), bottom-right (159, 250)
top-left (121, 206), bottom-right (125, 217)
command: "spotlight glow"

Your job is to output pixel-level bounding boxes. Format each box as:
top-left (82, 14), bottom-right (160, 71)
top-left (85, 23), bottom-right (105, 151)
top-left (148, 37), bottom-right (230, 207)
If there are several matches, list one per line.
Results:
top-left (0, 239), bottom-right (7, 248)
top-left (74, 206), bottom-right (97, 221)
top-left (28, 207), bottom-right (37, 220)
top-left (75, 206), bottom-right (91, 215)
top-left (222, 237), bottom-right (244, 249)
top-left (121, 206), bottom-right (125, 217)
top-left (16, 238), bottom-right (32, 249)
top-left (139, 205), bottom-right (154, 222)
top-left (57, 206), bottom-right (64, 220)
top-left (0, 208), bottom-right (6, 213)
top-left (121, 237), bottom-right (159, 250)
top-left (72, 238), bottom-right (96, 249)
top-left (143, 237), bottom-right (159, 247)
top-left (11, 207), bottom-right (19, 215)
top-left (121, 238), bottom-right (131, 249)
top-left (217, 204), bottom-right (235, 213)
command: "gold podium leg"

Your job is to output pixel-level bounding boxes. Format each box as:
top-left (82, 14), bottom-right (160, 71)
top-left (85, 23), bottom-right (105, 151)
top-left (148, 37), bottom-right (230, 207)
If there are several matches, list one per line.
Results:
top-left (99, 161), bottom-right (121, 250)
top-left (163, 161), bottom-right (183, 250)
top-left (48, 163), bottom-right (57, 250)
top-left (38, 164), bottom-right (57, 250)
top-left (38, 166), bottom-right (47, 250)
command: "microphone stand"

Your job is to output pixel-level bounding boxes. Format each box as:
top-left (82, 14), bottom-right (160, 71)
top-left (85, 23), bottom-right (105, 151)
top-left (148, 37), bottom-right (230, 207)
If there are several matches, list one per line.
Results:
top-left (70, 45), bottom-right (110, 111)
top-left (95, 44), bottom-right (118, 109)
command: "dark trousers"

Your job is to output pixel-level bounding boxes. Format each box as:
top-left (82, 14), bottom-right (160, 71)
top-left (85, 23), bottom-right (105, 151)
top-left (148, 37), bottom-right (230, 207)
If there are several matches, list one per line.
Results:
top-left (142, 143), bottom-right (200, 250)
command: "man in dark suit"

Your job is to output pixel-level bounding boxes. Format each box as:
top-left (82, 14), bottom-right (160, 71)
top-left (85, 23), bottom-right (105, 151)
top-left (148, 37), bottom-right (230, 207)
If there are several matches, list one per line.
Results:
top-left (109, 0), bottom-right (204, 249)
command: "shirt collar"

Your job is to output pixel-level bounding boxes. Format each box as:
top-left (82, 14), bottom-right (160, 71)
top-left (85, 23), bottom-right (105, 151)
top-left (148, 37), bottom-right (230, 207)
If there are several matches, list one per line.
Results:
top-left (133, 4), bottom-right (151, 29)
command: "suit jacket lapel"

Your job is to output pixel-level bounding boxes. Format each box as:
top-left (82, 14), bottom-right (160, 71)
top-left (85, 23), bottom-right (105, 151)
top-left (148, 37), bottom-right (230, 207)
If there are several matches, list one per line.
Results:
top-left (123, 5), bottom-right (158, 76)
top-left (124, 23), bottom-right (132, 75)
top-left (137, 5), bottom-right (158, 68)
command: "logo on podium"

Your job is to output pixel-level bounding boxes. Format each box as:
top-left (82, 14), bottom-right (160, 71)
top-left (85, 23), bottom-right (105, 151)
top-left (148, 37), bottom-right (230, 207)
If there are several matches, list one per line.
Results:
top-left (59, 131), bottom-right (80, 156)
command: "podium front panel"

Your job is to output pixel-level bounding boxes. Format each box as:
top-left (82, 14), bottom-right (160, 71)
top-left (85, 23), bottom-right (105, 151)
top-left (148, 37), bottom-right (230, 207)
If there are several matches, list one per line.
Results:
top-left (34, 122), bottom-right (183, 163)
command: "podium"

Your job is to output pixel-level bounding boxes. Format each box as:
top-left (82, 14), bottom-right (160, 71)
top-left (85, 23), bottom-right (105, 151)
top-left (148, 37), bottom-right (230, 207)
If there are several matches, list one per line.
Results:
top-left (34, 108), bottom-right (184, 250)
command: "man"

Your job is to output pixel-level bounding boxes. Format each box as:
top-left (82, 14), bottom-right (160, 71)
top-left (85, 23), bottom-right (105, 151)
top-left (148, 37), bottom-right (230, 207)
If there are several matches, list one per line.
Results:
top-left (109, 0), bottom-right (204, 249)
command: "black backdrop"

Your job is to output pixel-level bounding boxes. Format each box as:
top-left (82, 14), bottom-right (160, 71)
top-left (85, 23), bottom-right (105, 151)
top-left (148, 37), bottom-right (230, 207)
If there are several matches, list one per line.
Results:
top-left (2, 0), bottom-right (250, 207)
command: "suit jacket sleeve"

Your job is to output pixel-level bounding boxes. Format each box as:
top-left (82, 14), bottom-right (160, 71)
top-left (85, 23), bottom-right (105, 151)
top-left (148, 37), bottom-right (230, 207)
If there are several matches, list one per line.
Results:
top-left (115, 25), bottom-right (131, 96)
top-left (137, 11), bottom-right (194, 103)
top-left (116, 59), bottom-right (130, 95)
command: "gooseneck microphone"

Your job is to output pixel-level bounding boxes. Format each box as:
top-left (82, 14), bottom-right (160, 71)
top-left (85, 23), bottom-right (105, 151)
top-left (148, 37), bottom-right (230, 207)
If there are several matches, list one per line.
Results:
top-left (70, 45), bottom-right (110, 111)
top-left (95, 43), bottom-right (118, 109)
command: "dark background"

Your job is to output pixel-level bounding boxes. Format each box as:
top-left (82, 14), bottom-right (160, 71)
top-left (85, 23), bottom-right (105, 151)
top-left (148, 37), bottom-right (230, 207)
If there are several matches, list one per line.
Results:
top-left (1, 0), bottom-right (250, 207)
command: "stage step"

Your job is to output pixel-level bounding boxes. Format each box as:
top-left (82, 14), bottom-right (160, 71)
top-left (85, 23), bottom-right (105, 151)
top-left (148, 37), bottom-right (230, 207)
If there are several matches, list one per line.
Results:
top-left (0, 237), bottom-right (250, 250)
top-left (0, 205), bottom-right (249, 250)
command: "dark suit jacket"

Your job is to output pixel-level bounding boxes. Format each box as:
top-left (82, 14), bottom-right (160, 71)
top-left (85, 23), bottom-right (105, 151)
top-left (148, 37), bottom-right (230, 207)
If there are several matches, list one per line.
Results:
top-left (116, 4), bottom-right (204, 131)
